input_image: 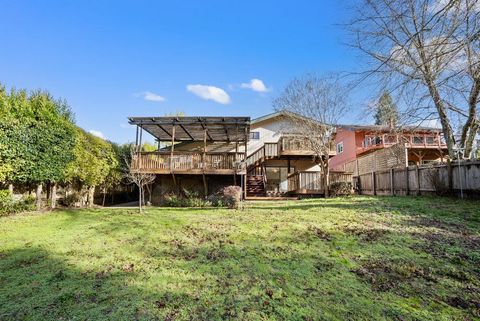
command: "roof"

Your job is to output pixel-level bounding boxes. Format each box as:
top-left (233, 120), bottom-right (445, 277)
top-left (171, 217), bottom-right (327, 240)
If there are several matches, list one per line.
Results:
top-left (338, 124), bottom-right (443, 133)
top-left (128, 116), bottom-right (250, 142)
top-left (251, 110), bottom-right (323, 126)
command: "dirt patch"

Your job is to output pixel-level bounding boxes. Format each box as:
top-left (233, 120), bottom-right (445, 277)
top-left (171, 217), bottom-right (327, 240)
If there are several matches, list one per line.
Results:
top-left (307, 225), bottom-right (332, 241)
top-left (353, 258), bottom-right (437, 292)
top-left (343, 226), bottom-right (391, 242)
top-left (409, 229), bottom-right (480, 267)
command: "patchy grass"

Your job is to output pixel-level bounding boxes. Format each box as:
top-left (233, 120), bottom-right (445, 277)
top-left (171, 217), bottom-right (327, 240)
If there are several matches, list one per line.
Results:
top-left (0, 196), bottom-right (479, 320)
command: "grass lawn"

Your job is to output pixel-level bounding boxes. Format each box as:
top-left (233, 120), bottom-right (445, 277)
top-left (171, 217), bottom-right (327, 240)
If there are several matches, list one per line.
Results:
top-left (1, 196), bottom-right (479, 321)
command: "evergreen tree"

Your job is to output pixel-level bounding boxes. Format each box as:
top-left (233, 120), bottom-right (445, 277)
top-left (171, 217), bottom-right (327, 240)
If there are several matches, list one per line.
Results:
top-left (374, 91), bottom-right (399, 126)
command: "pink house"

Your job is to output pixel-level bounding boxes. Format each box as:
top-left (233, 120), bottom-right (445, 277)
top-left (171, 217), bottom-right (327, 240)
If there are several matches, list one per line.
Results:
top-left (330, 125), bottom-right (449, 173)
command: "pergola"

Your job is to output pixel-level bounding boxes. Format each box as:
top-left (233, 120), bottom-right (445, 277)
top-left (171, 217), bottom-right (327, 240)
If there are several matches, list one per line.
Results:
top-left (128, 116), bottom-right (251, 193)
top-left (128, 116), bottom-right (250, 144)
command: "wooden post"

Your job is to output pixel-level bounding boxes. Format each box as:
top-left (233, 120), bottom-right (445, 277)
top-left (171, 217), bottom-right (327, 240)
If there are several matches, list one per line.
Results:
top-left (139, 125), bottom-right (143, 151)
top-left (244, 127), bottom-right (248, 200)
top-left (202, 128), bottom-right (208, 196)
top-left (390, 168), bottom-right (394, 196)
top-left (447, 159), bottom-right (453, 194)
top-left (405, 167), bottom-right (410, 195)
top-left (415, 165), bottom-right (420, 196)
top-left (171, 124), bottom-right (176, 187)
top-left (372, 172), bottom-right (376, 195)
top-left (135, 125), bottom-right (139, 149)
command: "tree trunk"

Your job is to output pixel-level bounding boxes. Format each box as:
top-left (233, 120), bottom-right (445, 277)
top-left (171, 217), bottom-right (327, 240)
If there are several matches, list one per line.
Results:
top-left (102, 187), bottom-right (107, 207)
top-left (46, 182), bottom-right (51, 201)
top-left (50, 183), bottom-right (57, 209)
top-left (35, 183), bottom-right (43, 211)
top-left (324, 163), bottom-right (330, 198)
top-left (138, 185), bottom-right (143, 213)
top-left (8, 184), bottom-right (13, 194)
top-left (87, 186), bottom-right (95, 208)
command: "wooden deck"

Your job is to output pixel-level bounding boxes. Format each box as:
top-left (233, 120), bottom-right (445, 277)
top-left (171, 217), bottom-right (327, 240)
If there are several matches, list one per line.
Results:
top-left (132, 151), bottom-right (246, 175)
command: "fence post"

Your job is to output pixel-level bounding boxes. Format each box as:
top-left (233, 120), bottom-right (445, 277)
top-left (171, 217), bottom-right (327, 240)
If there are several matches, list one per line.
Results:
top-left (390, 168), bottom-right (394, 196)
top-left (372, 171), bottom-right (376, 195)
top-left (415, 165), bottom-right (420, 196)
top-left (447, 159), bottom-right (453, 194)
top-left (405, 167), bottom-right (409, 196)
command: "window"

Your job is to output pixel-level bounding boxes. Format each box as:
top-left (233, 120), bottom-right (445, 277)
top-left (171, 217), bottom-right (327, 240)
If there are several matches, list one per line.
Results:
top-left (249, 131), bottom-right (260, 140)
top-left (412, 136), bottom-right (425, 145)
top-left (336, 142), bottom-right (344, 154)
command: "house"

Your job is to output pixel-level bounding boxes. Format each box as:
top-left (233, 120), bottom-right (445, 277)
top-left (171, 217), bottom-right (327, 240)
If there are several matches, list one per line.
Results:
top-left (128, 111), bottom-right (336, 202)
top-left (329, 124), bottom-right (449, 175)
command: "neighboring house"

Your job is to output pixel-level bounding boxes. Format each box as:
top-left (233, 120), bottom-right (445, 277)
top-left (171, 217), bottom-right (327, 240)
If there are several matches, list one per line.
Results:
top-left (128, 111), bottom-right (336, 201)
top-left (330, 124), bottom-right (449, 174)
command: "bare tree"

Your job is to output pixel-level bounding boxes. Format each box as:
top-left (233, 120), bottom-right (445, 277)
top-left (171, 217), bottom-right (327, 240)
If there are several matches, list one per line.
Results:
top-left (273, 74), bottom-right (350, 197)
top-left (124, 147), bottom-right (156, 212)
top-left (347, 0), bottom-right (480, 158)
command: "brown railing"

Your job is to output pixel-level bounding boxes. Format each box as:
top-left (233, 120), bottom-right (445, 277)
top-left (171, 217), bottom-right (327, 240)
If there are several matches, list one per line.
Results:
top-left (287, 171), bottom-right (353, 193)
top-left (359, 133), bottom-right (447, 154)
top-left (287, 171), bottom-right (324, 193)
top-left (132, 151), bottom-right (245, 173)
top-left (280, 135), bottom-right (336, 155)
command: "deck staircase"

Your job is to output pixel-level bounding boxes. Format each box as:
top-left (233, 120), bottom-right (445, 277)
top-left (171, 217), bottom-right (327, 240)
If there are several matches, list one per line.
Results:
top-left (246, 175), bottom-right (266, 197)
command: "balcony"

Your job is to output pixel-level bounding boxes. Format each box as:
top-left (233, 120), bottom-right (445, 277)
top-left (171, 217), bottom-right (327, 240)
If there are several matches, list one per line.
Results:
top-left (357, 133), bottom-right (447, 155)
top-left (279, 135), bottom-right (336, 157)
top-left (132, 152), bottom-right (246, 175)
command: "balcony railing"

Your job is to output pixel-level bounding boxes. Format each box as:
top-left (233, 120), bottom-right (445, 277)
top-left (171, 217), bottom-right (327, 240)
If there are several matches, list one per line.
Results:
top-left (132, 151), bottom-right (245, 174)
top-left (358, 133), bottom-right (447, 154)
top-left (279, 135), bottom-right (336, 156)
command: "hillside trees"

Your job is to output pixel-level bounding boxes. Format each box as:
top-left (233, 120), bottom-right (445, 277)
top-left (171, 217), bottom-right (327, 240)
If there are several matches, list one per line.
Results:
top-left (0, 85), bottom-right (121, 210)
top-left (65, 128), bottom-right (119, 207)
top-left (0, 88), bottom-right (76, 209)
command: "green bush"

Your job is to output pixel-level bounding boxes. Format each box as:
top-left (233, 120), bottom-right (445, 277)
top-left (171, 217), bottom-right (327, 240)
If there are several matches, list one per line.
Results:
top-left (329, 182), bottom-right (353, 197)
top-left (0, 190), bottom-right (35, 216)
top-left (207, 194), bottom-right (226, 207)
top-left (62, 192), bottom-right (82, 207)
top-left (162, 190), bottom-right (208, 208)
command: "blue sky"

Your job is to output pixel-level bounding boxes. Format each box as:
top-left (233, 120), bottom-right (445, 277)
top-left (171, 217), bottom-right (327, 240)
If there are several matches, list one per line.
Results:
top-left (0, 1), bottom-right (366, 143)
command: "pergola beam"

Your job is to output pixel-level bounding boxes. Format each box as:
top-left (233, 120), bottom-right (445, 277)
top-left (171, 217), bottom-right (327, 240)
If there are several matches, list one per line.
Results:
top-left (179, 123), bottom-right (195, 140)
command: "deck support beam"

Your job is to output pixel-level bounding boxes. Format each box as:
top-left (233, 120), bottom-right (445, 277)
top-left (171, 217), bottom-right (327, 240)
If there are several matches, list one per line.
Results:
top-left (171, 124), bottom-right (176, 187)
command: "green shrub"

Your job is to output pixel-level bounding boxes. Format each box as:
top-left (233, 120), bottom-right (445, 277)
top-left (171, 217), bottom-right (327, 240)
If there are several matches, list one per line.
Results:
top-left (0, 190), bottom-right (35, 216)
top-left (62, 192), bottom-right (82, 207)
top-left (207, 194), bottom-right (226, 207)
top-left (329, 182), bottom-right (353, 197)
top-left (162, 190), bottom-right (208, 208)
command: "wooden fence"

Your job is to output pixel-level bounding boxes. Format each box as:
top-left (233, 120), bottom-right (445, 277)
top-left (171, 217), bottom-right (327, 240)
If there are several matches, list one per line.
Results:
top-left (287, 171), bottom-right (354, 194)
top-left (354, 160), bottom-right (480, 197)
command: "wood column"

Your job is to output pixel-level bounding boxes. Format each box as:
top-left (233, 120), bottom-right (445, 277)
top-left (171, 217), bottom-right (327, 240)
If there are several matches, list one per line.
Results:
top-left (202, 128), bottom-right (208, 196)
top-left (171, 124), bottom-right (176, 187)
top-left (243, 127), bottom-right (248, 199)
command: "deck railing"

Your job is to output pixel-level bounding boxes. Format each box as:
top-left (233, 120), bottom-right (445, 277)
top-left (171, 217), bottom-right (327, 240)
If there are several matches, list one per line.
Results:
top-left (359, 133), bottom-right (447, 154)
top-left (287, 171), bottom-right (353, 193)
top-left (132, 151), bottom-right (245, 173)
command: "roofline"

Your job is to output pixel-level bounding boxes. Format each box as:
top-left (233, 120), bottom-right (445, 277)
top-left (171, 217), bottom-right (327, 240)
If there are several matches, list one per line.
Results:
top-left (337, 124), bottom-right (443, 132)
top-left (251, 110), bottom-right (323, 126)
